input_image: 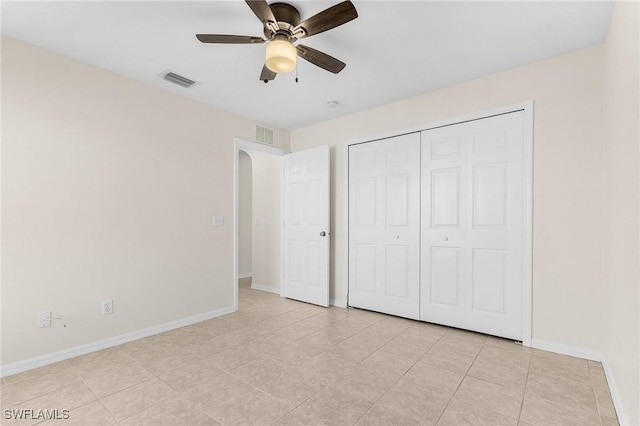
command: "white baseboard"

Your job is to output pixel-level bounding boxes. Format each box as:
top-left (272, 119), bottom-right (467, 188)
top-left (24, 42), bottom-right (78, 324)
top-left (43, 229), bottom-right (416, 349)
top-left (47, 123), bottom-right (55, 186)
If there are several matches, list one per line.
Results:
top-left (238, 272), bottom-right (252, 279)
top-left (1, 305), bottom-right (237, 378)
top-left (530, 338), bottom-right (603, 361)
top-left (250, 283), bottom-right (280, 295)
top-left (601, 357), bottom-right (629, 425)
top-left (330, 298), bottom-right (347, 308)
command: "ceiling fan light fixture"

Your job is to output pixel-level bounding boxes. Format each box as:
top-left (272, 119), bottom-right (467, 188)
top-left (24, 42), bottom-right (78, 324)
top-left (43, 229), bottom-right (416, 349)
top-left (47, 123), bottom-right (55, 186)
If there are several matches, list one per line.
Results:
top-left (265, 38), bottom-right (297, 73)
top-left (196, 0), bottom-right (358, 79)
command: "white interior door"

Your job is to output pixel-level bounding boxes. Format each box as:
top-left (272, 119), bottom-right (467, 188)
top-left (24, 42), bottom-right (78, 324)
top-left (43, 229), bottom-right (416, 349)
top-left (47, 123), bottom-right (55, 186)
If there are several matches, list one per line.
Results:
top-left (348, 133), bottom-right (421, 319)
top-left (421, 111), bottom-right (525, 340)
top-left (283, 145), bottom-right (330, 307)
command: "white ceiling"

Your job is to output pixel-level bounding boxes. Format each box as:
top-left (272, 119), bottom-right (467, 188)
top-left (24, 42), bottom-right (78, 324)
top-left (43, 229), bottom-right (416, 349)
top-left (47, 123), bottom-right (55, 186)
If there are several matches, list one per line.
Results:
top-left (1, 1), bottom-right (613, 130)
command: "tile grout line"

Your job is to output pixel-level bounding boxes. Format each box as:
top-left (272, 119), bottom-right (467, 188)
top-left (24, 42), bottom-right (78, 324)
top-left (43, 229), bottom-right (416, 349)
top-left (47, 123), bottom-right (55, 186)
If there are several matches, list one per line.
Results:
top-left (221, 309), bottom-right (366, 425)
top-left (432, 333), bottom-right (488, 425)
top-left (269, 383), bottom-right (330, 425)
top-left (70, 361), bottom-right (104, 416)
top-left (96, 376), bottom-right (159, 423)
top-left (267, 310), bottom-right (372, 424)
top-left (588, 360), bottom-right (606, 426)
top-left (516, 344), bottom-right (534, 424)
top-left (350, 327), bottom-right (449, 425)
top-left (8, 360), bottom-right (106, 423)
top-left (526, 353), bottom-right (602, 408)
top-left (72, 352), bottom-right (139, 391)
top-left (273, 306), bottom-right (432, 424)
top-left (270, 315), bottom-right (419, 424)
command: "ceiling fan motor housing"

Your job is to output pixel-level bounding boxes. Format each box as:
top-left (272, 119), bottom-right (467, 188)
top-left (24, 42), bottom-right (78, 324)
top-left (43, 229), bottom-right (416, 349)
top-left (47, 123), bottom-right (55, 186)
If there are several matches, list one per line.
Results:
top-left (263, 2), bottom-right (301, 40)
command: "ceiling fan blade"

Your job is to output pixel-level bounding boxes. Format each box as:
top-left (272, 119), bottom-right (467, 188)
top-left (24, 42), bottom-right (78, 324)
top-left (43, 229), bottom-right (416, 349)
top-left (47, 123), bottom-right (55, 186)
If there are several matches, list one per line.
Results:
top-left (260, 64), bottom-right (277, 81)
top-left (245, 0), bottom-right (277, 26)
top-left (293, 1), bottom-right (358, 38)
top-left (196, 34), bottom-right (265, 44)
top-left (296, 44), bottom-right (346, 74)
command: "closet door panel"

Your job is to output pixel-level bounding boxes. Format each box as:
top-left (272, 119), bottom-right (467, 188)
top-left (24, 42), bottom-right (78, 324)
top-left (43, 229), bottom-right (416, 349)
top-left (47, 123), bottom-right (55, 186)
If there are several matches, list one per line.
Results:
top-left (421, 128), bottom-right (470, 329)
top-left (421, 111), bottom-right (525, 340)
top-left (348, 133), bottom-right (420, 320)
top-left (467, 112), bottom-right (524, 339)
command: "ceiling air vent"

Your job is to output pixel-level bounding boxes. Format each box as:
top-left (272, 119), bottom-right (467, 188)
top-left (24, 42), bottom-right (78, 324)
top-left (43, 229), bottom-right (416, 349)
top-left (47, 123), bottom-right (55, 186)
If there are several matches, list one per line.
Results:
top-left (162, 71), bottom-right (196, 88)
top-left (255, 125), bottom-right (274, 146)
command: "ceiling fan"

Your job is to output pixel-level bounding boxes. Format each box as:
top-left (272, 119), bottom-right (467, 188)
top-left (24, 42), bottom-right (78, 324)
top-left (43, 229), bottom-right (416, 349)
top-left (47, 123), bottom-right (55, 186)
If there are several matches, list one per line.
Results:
top-left (196, 0), bottom-right (358, 82)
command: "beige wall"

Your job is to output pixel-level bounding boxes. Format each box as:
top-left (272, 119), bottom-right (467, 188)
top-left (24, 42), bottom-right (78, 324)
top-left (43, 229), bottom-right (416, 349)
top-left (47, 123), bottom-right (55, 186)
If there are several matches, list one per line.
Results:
top-left (247, 150), bottom-right (282, 292)
top-left (1, 37), bottom-right (289, 365)
top-left (238, 151), bottom-right (253, 277)
top-left (603, 1), bottom-right (640, 424)
top-left (291, 45), bottom-right (606, 353)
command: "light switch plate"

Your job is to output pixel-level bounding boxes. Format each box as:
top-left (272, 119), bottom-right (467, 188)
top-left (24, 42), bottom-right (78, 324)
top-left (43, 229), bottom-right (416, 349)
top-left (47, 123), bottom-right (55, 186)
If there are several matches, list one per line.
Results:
top-left (214, 215), bottom-right (224, 226)
top-left (38, 311), bottom-right (51, 328)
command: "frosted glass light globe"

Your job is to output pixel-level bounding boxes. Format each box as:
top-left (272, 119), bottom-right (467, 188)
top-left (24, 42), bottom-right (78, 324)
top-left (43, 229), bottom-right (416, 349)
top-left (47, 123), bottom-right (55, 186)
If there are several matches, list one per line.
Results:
top-left (265, 39), bottom-right (297, 73)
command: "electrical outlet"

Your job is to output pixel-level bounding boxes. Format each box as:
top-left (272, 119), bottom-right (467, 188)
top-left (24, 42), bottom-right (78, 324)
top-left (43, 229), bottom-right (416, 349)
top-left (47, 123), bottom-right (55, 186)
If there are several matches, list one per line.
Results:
top-left (102, 299), bottom-right (113, 315)
top-left (38, 311), bottom-right (51, 328)
top-left (213, 215), bottom-right (224, 226)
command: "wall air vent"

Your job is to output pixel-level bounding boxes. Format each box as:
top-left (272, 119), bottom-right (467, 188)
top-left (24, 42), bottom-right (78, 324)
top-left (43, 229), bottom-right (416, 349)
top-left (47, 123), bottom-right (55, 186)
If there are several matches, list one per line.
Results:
top-left (162, 71), bottom-right (197, 88)
top-left (255, 125), bottom-right (274, 146)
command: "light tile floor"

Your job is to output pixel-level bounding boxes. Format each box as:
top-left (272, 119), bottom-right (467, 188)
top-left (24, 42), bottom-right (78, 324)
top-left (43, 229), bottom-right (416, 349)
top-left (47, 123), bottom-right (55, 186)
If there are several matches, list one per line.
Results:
top-left (1, 278), bottom-right (619, 425)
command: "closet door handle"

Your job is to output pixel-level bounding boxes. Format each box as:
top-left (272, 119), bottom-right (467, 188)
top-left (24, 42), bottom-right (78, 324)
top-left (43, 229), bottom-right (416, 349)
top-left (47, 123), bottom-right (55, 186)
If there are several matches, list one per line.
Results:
top-left (320, 231), bottom-right (327, 237)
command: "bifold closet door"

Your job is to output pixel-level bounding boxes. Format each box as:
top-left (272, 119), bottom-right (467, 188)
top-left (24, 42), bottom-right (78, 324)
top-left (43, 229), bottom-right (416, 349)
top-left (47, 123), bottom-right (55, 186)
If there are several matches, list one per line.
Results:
top-left (348, 133), bottom-right (420, 320)
top-left (420, 111), bottom-right (525, 340)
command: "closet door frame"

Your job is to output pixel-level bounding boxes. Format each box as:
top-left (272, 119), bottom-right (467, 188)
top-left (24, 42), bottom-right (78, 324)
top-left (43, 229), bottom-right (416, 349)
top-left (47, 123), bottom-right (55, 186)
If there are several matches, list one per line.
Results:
top-left (343, 100), bottom-right (534, 347)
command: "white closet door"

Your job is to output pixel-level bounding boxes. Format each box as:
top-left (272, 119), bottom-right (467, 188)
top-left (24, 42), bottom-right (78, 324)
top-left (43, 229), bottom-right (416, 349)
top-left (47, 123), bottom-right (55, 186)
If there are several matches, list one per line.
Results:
top-left (348, 133), bottom-right (421, 319)
top-left (421, 111), bottom-right (525, 340)
top-left (283, 145), bottom-right (330, 307)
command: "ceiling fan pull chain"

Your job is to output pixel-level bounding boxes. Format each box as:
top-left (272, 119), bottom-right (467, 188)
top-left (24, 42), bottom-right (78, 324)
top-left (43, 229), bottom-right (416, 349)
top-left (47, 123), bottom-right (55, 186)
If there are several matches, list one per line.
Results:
top-left (295, 61), bottom-right (299, 83)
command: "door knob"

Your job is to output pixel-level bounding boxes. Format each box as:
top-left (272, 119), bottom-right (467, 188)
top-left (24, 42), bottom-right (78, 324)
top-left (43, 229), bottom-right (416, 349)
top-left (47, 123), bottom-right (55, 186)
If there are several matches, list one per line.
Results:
top-left (444, 237), bottom-right (449, 241)
top-left (320, 231), bottom-right (326, 237)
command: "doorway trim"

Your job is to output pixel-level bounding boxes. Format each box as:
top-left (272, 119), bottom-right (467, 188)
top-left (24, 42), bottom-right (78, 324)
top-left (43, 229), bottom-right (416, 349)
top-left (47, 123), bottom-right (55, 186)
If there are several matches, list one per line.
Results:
top-left (233, 138), bottom-right (289, 311)
top-left (342, 101), bottom-right (534, 346)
